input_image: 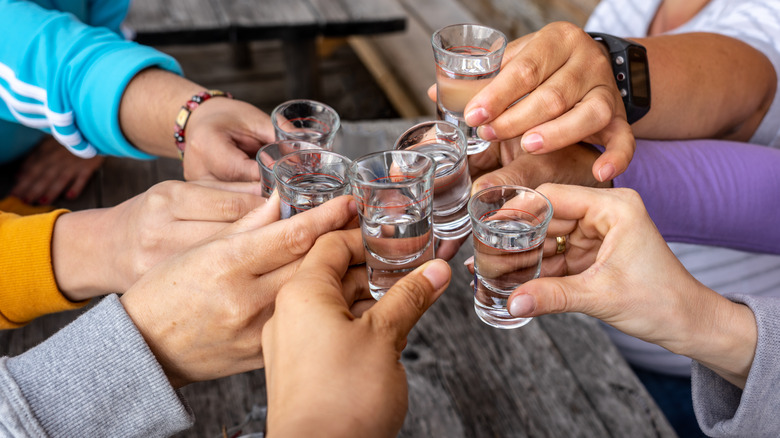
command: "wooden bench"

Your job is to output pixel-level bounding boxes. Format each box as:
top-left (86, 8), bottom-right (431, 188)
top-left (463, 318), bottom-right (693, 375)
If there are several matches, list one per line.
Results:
top-left (124, 0), bottom-right (407, 99)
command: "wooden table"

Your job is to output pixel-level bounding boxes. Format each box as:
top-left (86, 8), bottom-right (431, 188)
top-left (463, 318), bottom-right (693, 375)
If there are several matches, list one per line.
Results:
top-left (0, 119), bottom-right (675, 437)
top-left (124, 0), bottom-right (407, 99)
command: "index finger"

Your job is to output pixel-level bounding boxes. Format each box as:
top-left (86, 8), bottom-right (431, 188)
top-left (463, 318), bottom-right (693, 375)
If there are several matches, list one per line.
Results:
top-left (232, 195), bottom-right (359, 275)
top-left (162, 181), bottom-right (266, 222)
top-left (465, 27), bottom-right (576, 128)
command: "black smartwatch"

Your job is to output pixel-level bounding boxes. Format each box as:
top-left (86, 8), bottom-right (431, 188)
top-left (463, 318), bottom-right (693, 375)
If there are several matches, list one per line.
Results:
top-left (587, 32), bottom-right (651, 124)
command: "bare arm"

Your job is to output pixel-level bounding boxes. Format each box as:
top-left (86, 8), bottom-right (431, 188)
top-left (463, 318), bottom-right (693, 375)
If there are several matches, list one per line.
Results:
top-left (632, 32), bottom-right (776, 142)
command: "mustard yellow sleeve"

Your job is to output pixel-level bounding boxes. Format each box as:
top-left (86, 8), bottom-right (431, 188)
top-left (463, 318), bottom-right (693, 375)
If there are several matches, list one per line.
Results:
top-left (0, 209), bottom-right (89, 329)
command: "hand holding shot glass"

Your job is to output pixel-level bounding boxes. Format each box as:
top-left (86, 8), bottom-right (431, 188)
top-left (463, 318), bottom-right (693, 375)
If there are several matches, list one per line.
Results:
top-left (468, 186), bottom-right (552, 329)
top-left (271, 99), bottom-right (340, 149)
top-left (432, 24), bottom-right (507, 155)
top-left (394, 121), bottom-right (472, 240)
top-left (274, 150), bottom-right (352, 219)
top-left (349, 151), bottom-right (436, 300)
top-left (256, 140), bottom-right (321, 197)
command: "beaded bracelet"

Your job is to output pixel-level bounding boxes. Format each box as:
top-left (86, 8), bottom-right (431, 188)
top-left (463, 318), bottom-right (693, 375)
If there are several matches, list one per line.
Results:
top-left (173, 89), bottom-right (233, 159)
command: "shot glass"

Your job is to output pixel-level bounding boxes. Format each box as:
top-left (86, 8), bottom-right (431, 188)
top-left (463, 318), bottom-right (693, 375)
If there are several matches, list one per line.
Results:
top-left (273, 150), bottom-right (352, 219)
top-left (468, 185), bottom-right (552, 329)
top-left (394, 120), bottom-right (472, 240)
top-left (271, 99), bottom-right (341, 150)
top-left (255, 140), bottom-right (321, 197)
top-left (432, 24), bottom-right (507, 155)
top-left (349, 150), bottom-right (436, 300)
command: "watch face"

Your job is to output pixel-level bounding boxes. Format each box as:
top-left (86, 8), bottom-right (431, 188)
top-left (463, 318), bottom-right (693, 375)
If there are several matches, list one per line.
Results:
top-left (628, 46), bottom-right (650, 104)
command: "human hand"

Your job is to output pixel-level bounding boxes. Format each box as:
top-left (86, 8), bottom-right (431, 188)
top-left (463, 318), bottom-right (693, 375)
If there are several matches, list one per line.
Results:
top-left (120, 195), bottom-right (363, 388)
top-left (182, 97), bottom-right (275, 182)
top-left (506, 184), bottom-right (757, 388)
top-left (428, 22), bottom-right (634, 182)
top-left (469, 140), bottom-right (610, 195)
top-left (51, 180), bottom-right (266, 300)
top-left (263, 232), bottom-right (451, 438)
top-left (11, 136), bottom-right (104, 204)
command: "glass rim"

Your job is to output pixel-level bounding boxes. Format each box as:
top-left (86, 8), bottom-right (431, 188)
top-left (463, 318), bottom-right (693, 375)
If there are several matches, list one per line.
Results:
top-left (270, 98), bottom-right (342, 135)
top-left (393, 120), bottom-right (469, 160)
top-left (431, 23), bottom-right (508, 57)
top-left (273, 149), bottom-right (352, 192)
top-left (348, 150), bottom-right (436, 189)
top-left (468, 185), bottom-right (553, 231)
top-left (255, 140), bottom-right (321, 171)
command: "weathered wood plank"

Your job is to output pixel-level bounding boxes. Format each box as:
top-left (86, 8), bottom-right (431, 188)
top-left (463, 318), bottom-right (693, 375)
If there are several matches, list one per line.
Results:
top-left (218, 0), bottom-right (319, 40)
top-left (310, 0), bottom-right (407, 36)
top-left (125, 0), bottom-right (229, 45)
top-left (541, 314), bottom-right (676, 437)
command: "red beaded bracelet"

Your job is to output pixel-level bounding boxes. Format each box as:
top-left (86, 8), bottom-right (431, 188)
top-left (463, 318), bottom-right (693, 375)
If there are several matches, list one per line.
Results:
top-left (173, 90), bottom-right (233, 159)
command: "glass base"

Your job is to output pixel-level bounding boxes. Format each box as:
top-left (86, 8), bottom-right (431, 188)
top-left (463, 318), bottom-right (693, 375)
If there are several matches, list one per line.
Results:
top-left (466, 138), bottom-right (491, 155)
top-left (474, 303), bottom-right (533, 329)
top-left (434, 217), bottom-right (472, 240)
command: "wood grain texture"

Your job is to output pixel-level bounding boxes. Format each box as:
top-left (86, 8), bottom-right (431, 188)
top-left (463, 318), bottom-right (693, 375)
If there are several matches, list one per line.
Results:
top-left (0, 120), bottom-right (674, 437)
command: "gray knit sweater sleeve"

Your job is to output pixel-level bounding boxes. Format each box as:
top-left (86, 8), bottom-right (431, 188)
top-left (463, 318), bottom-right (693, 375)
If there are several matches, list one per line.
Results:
top-left (0, 294), bottom-right (194, 437)
top-left (692, 294), bottom-right (780, 437)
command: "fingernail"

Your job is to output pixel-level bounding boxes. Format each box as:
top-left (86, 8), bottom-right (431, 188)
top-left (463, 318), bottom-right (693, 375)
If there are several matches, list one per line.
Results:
top-left (521, 133), bottom-right (543, 153)
top-left (509, 294), bottom-right (536, 317)
top-left (477, 125), bottom-right (496, 141)
top-left (597, 163), bottom-right (616, 182)
top-left (422, 260), bottom-right (450, 289)
top-left (463, 256), bottom-right (474, 267)
top-left (465, 107), bottom-right (489, 126)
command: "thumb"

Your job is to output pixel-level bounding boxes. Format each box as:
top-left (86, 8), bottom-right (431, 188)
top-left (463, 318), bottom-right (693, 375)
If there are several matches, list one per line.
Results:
top-left (367, 259), bottom-right (451, 340)
top-left (507, 276), bottom-right (587, 318)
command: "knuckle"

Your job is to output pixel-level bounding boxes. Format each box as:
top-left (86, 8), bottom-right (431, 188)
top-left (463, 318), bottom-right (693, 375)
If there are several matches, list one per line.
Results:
top-left (392, 278), bottom-right (429, 314)
top-left (584, 98), bottom-right (613, 127)
top-left (613, 188), bottom-right (645, 209)
top-left (283, 225), bottom-right (320, 256)
top-left (537, 87), bottom-right (569, 116)
top-left (218, 196), bottom-right (248, 220)
top-left (509, 61), bottom-right (542, 90)
top-left (546, 282), bottom-right (571, 314)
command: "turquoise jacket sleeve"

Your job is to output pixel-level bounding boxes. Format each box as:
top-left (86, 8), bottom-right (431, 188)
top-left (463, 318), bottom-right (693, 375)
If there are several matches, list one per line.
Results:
top-left (0, 0), bottom-right (183, 160)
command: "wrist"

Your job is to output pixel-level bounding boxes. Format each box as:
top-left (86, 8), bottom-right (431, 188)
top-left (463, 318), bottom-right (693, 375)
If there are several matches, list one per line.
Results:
top-left (52, 209), bottom-right (117, 300)
top-left (173, 90), bottom-right (233, 160)
top-left (671, 287), bottom-right (757, 388)
top-left (120, 68), bottom-right (204, 158)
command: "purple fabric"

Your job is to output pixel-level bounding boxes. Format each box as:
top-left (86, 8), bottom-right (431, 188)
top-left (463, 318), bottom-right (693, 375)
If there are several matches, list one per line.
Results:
top-left (611, 139), bottom-right (780, 255)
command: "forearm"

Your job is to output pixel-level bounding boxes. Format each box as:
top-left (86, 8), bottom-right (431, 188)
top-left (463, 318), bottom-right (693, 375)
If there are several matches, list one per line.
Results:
top-left (613, 139), bottom-right (780, 254)
top-left (0, 0), bottom-right (182, 159)
top-left (631, 33), bottom-right (776, 141)
top-left (676, 290), bottom-right (757, 389)
top-left (3, 295), bottom-right (193, 436)
top-left (119, 68), bottom-right (205, 158)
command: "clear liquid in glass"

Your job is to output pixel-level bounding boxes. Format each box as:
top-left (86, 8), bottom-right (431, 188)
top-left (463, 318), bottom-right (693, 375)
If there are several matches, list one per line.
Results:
top-left (279, 174), bottom-right (349, 219)
top-left (362, 211), bottom-right (434, 300)
top-left (473, 220), bottom-right (542, 329)
top-left (436, 47), bottom-right (499, 155)
top-left (404, 143), bottom-right (471, 239)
